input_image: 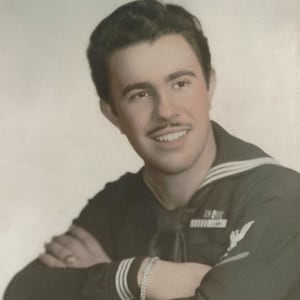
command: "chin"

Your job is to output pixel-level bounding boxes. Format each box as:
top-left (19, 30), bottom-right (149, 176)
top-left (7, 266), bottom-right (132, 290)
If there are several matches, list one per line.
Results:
top-left (146, 158), bottom-right (196, 176)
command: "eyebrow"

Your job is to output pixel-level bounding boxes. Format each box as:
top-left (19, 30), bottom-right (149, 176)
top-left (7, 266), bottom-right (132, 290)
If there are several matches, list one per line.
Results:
top-left (167, 70), bottom-right (196, 81)
top-left (122, 82), bottom-right (153, 97)
top-left (121, 69), bottom-right (196, 97)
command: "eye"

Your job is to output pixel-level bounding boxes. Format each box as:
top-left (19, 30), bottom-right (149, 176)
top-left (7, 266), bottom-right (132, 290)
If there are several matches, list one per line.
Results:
top-left (129, 90), bottom-right (150, 100)
top-left (173, 80), bottom-right (191, 89)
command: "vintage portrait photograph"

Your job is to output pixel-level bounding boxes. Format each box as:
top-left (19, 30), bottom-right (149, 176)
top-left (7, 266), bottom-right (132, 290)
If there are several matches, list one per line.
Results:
top-left (1, 0), bottom-right (299, 299)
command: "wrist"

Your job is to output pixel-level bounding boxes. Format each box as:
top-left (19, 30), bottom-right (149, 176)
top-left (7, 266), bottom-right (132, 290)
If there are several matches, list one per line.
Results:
top-left (115, 256), bottom-right (146, 300)
top-left (139, 257), bottom-right (159, 300)
top-left (137, 258), bottom-right (149, 287)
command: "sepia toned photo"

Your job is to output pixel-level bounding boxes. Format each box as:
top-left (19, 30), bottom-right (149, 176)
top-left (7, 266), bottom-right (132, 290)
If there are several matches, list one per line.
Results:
top-left (1, 0), bottom-right (299, 299)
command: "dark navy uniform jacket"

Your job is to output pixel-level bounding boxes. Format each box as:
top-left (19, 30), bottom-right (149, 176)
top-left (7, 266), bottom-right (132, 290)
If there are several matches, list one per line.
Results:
top-left (4, 122), bottom-right (300, 300)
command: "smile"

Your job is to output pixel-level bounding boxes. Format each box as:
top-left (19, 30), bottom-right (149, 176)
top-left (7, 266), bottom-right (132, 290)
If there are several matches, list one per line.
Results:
top-left (154, 130), bottom-right (188, 142)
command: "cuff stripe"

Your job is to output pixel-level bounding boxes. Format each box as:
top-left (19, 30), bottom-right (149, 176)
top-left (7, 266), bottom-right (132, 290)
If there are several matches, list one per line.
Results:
top-left (115, 258), bottom-right (135, 300)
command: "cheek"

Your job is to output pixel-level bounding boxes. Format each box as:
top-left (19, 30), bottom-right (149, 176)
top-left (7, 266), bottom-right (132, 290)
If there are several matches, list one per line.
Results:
top-left (180, 83), bottom-right (211, 109)
top-left (117, 110), bottom-right (144, 138)
top-left (119, 102), bottom-right (152, 125)
top-left (183, 96), bottom-right (210, 120)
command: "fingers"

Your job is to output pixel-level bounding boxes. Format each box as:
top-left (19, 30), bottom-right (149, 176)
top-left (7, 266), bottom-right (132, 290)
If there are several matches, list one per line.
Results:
top-left (40, 225), bottom-right (111, 269)
top-left (68, 224), bottom-right (100, 250)
top-left (41, 233), bottom-right (88, 268)
top-left (69, 224), bottom-right (111, 262)
top-left (51, 234), bottom-right (87, 261)
top-left (44, 239), bottom-right (73, 262)
top-left (38, 253), bottom-right (67, 268)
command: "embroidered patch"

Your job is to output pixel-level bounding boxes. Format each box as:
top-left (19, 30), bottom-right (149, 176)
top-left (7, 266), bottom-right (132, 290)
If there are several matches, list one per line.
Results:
top-left (203, 209), bottom-right (225, 219)
top-left (190, 218), bottom-right (227, 228)
top-left (224, 221), bottom-right (255, 257)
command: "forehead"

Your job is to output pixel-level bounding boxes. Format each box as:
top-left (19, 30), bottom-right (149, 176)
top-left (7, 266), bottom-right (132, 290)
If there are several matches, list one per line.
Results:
top-left (108, 34), bottom-right (203, 87)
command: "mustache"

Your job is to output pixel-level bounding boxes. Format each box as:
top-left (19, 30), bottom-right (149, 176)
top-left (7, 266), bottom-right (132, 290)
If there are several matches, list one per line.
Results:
top-left (147, 121), bottom-right (191, 136)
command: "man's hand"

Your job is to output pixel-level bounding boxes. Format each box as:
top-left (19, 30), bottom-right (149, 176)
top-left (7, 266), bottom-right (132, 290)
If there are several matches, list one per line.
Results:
top-left (138, 259), bottom-right (212, 299)
top-left (38, 224), bottom-right (111, 268)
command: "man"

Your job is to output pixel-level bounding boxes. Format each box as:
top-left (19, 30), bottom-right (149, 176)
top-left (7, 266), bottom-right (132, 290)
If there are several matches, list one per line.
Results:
top-left (4, 0), bottom-right (300, 299)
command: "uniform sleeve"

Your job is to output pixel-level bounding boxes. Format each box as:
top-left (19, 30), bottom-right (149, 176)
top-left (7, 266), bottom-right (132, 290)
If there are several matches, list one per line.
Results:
top-left (73, 183), bottom-right (117, 258)
top-left (181, 170), bottom-right (300, 300)
top-left (3, 260), bottom-right (121, 300)
top-left (3, 183), bottom-right (121, 300)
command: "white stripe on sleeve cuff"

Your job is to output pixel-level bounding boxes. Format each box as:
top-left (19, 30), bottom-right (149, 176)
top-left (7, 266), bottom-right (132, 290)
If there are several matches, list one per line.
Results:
top-left (115, 257), bottom-right (135, 300)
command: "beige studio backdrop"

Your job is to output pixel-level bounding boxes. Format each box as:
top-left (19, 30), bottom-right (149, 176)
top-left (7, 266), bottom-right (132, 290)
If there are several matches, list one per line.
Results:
top-left (0, 0), bottom-right (299, 296)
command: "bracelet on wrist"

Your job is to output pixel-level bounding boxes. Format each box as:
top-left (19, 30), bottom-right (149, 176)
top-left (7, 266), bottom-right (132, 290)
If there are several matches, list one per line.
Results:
top-left (140, 257), bottom-right (159, 300)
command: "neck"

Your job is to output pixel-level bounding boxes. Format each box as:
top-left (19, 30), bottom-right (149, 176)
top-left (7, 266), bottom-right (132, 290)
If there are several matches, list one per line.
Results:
top-left (143, 128), bottom-right (216, 210)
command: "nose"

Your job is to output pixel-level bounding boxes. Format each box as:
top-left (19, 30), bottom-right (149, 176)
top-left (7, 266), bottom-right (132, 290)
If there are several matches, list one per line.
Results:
top-left (154, 91), bottom-right (179, 121)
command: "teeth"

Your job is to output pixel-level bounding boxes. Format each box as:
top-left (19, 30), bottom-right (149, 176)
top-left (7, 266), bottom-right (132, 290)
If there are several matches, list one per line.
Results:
top-left (155, 130), bottom-right (188, 142)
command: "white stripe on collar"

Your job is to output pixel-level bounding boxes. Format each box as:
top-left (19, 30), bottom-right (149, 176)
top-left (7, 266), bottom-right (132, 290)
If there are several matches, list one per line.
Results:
top-left (199, 157), bottom-right (279, 190)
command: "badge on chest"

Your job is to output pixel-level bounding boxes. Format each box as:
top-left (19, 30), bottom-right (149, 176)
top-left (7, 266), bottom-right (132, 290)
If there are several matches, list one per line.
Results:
top-left (189, 209), bottom-right (228, 228)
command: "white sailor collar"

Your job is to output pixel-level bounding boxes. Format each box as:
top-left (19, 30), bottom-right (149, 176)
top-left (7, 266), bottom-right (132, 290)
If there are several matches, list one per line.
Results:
top-left (199, 122), bottom-right (279, 189)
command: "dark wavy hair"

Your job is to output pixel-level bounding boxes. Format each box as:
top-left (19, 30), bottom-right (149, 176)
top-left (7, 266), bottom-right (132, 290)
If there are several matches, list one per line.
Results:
top-left (87, 0), bottom-right (212, 104)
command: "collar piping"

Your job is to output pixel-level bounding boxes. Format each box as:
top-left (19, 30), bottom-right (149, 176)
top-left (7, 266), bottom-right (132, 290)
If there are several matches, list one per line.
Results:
top-left (199, 157), bottom-right (279, 190)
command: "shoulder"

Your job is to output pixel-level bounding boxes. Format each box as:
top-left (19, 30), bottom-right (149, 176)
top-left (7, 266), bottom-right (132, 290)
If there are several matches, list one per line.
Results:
top-left (229, 164), bottom-right (300, 223)
top-left (100, 171), bottom-right (141, 194)
top-left (73, 170), bottom-right (144, 227)
top-left (240, 164), bottom-right (300, 198)
top-left (91, 170), bottom-right (143, 205)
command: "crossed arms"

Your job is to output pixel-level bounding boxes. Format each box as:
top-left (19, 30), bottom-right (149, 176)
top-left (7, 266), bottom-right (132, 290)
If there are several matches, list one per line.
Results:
top-left (38, 224), bottom-right (211, 299)
top-left (4, 169), bottom-right (300, 300)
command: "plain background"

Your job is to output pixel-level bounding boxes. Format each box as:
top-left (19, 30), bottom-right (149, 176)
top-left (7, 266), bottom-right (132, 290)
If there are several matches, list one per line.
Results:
top-left (0, 0), bottom-right (299, 296)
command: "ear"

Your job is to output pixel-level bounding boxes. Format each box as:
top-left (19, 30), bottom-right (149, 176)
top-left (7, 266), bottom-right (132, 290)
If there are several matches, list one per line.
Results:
top-left (208, 68), bottom-right (216, 106)
top-left (100, 100), bottom-right (122, 131)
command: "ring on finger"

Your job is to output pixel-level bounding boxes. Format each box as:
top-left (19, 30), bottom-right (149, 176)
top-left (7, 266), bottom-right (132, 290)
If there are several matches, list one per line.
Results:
top-left (64, 254), bottom-right (76, 266)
